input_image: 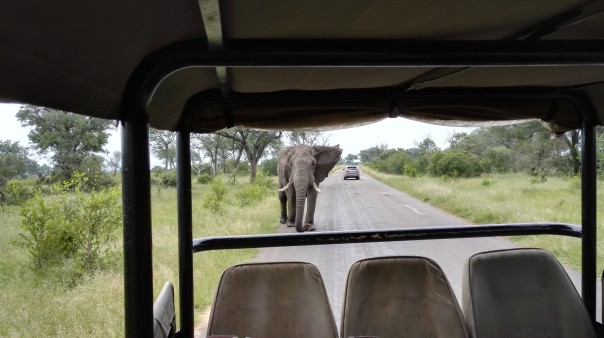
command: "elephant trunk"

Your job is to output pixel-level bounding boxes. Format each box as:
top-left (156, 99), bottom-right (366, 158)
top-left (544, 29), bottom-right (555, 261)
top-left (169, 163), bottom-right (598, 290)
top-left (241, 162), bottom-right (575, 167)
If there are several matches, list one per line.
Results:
top-left (293, 178), bottom-right (309, 232)
top-left (294, 195), bottom-right (306, 232)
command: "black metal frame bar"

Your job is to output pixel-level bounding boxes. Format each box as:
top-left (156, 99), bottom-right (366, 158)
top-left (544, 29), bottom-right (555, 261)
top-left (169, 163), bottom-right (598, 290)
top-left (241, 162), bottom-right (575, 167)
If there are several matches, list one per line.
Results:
top-left (192, 223), bottom-right (582, 253)
top-left (583, 115), bottom-right (598, 322)
top-left (121, 110), bottom-right (153, 337)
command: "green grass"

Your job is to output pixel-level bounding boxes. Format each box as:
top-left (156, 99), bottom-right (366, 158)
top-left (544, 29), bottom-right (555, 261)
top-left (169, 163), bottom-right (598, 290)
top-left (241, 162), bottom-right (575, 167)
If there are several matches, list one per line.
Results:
top-left (0, 176), bottom-right (280, 336)
top-left (365, 168), bottom-right (602, 274)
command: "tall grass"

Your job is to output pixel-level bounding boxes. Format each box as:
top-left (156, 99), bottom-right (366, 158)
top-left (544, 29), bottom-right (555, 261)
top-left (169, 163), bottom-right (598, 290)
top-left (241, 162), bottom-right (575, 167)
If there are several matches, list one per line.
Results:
top-left (366, 168), bottom-right (603, 274)
top-left (0, 176), bottom-right (280, 336)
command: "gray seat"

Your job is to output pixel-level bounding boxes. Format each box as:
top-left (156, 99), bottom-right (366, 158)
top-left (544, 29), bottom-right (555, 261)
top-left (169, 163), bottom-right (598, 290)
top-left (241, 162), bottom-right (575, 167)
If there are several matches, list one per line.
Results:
top-left (206, 261), bottom-right (338, 338)
top-left (462, 248), bottom-right (596, 338)
top-left (153, 282), bottom-right (176, 338)
top-left (341, 256), bottom-right (468, 338)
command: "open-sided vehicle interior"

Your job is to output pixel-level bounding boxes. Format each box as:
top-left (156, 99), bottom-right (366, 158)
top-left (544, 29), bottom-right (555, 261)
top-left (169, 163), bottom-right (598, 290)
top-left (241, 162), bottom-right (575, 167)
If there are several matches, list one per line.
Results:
top-left (3, 0), bottom-right (604, 336)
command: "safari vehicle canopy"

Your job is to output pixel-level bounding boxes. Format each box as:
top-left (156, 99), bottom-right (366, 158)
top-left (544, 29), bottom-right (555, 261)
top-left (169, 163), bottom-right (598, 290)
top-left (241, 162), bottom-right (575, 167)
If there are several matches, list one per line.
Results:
top-left (2, 0), bottom-right (604, 336)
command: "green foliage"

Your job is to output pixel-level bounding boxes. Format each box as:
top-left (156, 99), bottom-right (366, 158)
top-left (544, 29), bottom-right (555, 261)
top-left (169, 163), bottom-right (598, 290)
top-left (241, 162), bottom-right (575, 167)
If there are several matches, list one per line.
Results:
top-left (359, 144), bottom-right (388, 163)
top-left (235, 184), bottom-right (267, 206)
top-left (18, 193), bottom-right (64, 269)
top-left (17, 172), bottom-right (122, 280)
top-left (0, 140), bottom-right (41, 187)
top-left (235, 172), bottom-right (273, 206)
top-left (481, 146), bottom-right (513, 173)
top-left (403, 163), bottom-right (418, 177)
top-left (16, 105), bottom-right (114, 182)
top-left (253, 171), bottom-right (274, 190)
top-left (160, 170), bottom-right (177, 187)
top-left (151, 168), bottom-right (177, 187)
top-left (429, 149), bottom-right (484, 178)
top-left (149, 128), bottom-right (176, 170)
top-left (530, 170), bottom-right (548, 184)
top-left (373, 149), bottom-right (411, 174)
top-left (4, 179), bottom-right (36, 205)
top-left (260, 158), bottom-right (278, 176)
top-left (202, 178), bottom-right (228, 214)
top-left (197, 173), bottom-right (213, 184)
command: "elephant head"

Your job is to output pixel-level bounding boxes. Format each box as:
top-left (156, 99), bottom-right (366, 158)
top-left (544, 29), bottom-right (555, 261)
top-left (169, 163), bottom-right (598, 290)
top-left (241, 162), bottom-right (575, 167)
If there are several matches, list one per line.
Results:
top-left (277, 144), bottom-right (342, 232)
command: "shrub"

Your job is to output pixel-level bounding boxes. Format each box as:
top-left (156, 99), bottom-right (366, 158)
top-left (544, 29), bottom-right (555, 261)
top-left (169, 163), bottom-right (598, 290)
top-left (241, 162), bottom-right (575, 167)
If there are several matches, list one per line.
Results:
top-left (197, 173), bottom-right (213, 184)
top-left (403, 163), bottom-right (418, 177)
top-left (4, 179), bottom-right (36, 205)
top-left (17, 172), bottom-right (122, 280)
top-left (18, 193), bottom-right (65, 269)
top-left (202, 178), bottom-right (228, 214)
top-left (160, 170), bottom-right (177, 187)
top-left (253, 171), bottom-right (274, 189)
top-left (260, 158), bottom-right (278, 176)
top-left (429, 150), bottom-right (484, 178)
top-left (235, 184), bottom-right (267, 206)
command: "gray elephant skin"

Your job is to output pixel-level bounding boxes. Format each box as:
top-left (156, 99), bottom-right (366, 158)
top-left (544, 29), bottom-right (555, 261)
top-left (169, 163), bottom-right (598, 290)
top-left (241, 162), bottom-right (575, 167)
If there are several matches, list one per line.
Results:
top-left (277, 144), bottom-right (343, 232)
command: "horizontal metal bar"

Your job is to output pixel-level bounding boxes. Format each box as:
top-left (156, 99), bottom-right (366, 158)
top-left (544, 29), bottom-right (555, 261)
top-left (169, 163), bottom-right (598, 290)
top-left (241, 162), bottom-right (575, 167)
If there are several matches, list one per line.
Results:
top-left (166, 39), bottom-right (604, 68)
top-left (192, 222), bottom-right (581, 253)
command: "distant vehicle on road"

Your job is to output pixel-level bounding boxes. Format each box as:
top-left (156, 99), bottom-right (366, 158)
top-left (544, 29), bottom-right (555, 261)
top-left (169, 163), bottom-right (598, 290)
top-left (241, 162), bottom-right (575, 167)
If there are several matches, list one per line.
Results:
top-left (343, 166), bottom-right (360, 180)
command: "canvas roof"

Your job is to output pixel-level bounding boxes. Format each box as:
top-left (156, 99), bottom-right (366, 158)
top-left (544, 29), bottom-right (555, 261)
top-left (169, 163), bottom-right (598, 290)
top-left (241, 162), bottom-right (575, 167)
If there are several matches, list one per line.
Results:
top-left (2, 0), bottom-right (604, 134)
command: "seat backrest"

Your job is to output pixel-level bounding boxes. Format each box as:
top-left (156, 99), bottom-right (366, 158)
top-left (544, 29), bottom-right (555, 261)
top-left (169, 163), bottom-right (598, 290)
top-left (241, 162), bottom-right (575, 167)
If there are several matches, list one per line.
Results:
top-left (341, 256), bottom-right (468, 338)
top-left (462, 248), bottom-right (595, 338)
top-left (153, 282), bottom-right (176, 338)
top-left (206, 261), bottom-right (338, 338)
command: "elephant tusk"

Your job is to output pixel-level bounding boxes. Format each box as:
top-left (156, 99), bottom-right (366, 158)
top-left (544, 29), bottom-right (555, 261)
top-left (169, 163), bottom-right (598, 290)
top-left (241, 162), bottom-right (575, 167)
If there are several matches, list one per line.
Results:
top-left (278, 182), bottom-right (291, 192)
top-left (312, 182), bottom-right (321, 193)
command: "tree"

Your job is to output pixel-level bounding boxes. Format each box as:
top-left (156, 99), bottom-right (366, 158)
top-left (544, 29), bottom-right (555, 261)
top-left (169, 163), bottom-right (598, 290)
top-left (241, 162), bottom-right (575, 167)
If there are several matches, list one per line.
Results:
top-left (105, 151), bottom-right (121, 175)
top-left (191, 133), bottom-right (234, 176)
top-left (149, 129), bottom-right (176, 170)
top-left (215, 127), bottom-right (282, 181)
top-left (285, 131), bottom-right (329, 146)
top-left (16, 105), bottom-right (113, 181)
top-left (343, 154), bottom-right (358, 164)
top-left (359, 144), bottom-right (388, 163)
top-left (373, 149), bottom-right (411, 174)
top-left (429, 149), bottom-right (484, 178)
top-left (0, 140), bottom-right (39, 186)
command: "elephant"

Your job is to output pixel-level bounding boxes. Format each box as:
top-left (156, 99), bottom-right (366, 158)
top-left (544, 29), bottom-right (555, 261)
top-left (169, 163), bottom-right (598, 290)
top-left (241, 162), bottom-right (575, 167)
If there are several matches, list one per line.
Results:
top-left (277, 144), bottom-right (343, 232)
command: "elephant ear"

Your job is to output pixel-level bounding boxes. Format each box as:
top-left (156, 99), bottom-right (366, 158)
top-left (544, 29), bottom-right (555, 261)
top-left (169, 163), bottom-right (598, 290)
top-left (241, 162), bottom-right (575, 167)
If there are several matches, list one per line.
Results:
top-left (313, 145), bottom-right (343, 184)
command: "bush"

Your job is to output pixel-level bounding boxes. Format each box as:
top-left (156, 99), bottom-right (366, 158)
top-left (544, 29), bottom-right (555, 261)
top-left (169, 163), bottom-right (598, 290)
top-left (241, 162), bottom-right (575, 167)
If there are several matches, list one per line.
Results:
top-left (4, 179), bottom-right (36, 205)
top-left (150, 167), bottom-right (177, 187)
top-left (253, 171), bottom-right (274, 189)
top-left (429, 150), bottom-right (484, 178)
top-left (202, 178), bottom-right (228, 214)
top-left (403, 163), bottom-right (418, 177)
top-left (235, 184), bottom-right (267, 206)
top-left (197, 173), bottom-right (213, 184)
top-left (19, 193), bottom-right (65, 269)
top-left (17, 172), bottom-right (122, 280)
top-left (160, 170), bottom-right (177, 187)
top-left (260, 158), bottom-right (278, 176)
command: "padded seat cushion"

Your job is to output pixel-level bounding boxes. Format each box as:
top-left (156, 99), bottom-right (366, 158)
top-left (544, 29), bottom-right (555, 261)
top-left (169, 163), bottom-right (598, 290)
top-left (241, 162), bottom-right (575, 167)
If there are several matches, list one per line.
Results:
top-left (341, 256), bottom-right (468, 338)
top-left (462, 248), bottom-right (595, 338)
top-left (206, 262), bottom-right (338, 338)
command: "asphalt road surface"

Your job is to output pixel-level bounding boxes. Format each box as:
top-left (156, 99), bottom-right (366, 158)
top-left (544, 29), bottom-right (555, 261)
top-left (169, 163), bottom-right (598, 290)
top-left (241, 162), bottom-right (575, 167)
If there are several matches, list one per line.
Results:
top-left (197, 169), bottom-right (600, 336)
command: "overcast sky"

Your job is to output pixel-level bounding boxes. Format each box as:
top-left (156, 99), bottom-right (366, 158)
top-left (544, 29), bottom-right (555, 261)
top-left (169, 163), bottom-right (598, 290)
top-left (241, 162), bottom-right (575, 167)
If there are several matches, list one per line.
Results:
top-left (0, 103), bottom-right (473, 161)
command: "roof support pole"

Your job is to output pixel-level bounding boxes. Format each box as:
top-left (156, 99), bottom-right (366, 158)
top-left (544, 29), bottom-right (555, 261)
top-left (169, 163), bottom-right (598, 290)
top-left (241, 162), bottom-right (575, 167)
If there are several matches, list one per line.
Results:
top-left (177, 130), bottom-right (194, 337)
top-left (582, 118), bottom-right (597, 323)
top-left (121, 112), bottom-right (153, 337)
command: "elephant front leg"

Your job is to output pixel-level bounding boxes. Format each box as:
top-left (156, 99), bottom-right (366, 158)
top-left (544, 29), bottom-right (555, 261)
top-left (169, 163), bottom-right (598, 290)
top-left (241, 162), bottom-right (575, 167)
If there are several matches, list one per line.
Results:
top-left (278, 190), bottom-right (288, 224)
top-left (286, 189), bottom-right (296, 227)
top-left (303, 189), bottom-right (319, 231)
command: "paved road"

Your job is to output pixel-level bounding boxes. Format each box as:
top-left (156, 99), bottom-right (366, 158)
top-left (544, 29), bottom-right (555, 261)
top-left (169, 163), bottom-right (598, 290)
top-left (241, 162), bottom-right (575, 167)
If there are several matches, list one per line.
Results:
top-left (197, 170), bottom-right (600, 336)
